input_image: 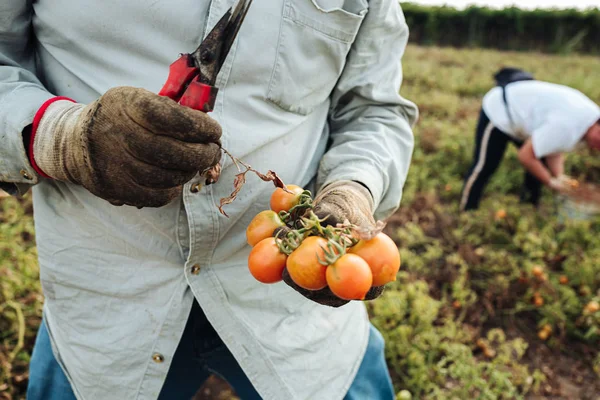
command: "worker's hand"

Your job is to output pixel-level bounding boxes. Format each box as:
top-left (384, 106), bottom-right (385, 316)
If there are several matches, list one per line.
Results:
top-left (282, 180), bottom-right (385, 308)
top-left (32, 87), bottom-right (222, 208)
top-left (548, 174), bottom-right (578, 193)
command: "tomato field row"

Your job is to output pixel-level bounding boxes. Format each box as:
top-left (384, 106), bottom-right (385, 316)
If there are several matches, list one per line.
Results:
top-left (370, 44), bottom-right (600, 399)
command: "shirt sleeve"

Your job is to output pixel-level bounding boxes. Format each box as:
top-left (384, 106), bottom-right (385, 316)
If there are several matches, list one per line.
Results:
top-left (0, 1), bottom-right (56, 194)
top-left (531, 121), bottom-right (577, 159)
top-left (316, 0), bottom-right (418, 221)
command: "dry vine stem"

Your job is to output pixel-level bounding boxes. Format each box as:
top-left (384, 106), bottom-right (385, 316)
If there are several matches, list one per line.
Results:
top-left (206, 148), bottom-right (292, 217)
top-left (204, 149), bottom-right (389, 233)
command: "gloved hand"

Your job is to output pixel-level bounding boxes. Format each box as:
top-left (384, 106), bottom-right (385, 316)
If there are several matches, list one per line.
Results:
top-left (31, 87), bottom-right (222, 208)
top-left (282, 180), bottom-right (385, 308)
top-left (548, 174), bottom-right (578, 193)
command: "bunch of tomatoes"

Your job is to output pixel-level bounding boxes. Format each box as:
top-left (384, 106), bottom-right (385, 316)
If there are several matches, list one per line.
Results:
top-left (246, 184), bottom-right (401, 301)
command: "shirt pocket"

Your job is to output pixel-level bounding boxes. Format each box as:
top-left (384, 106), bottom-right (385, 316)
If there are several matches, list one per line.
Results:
top-left (266, 0), bottom-right (368, 115)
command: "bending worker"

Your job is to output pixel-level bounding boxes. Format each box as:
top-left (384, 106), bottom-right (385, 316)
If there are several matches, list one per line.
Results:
top-left (0, 1), bottom-right (418, 400)
top-left (460, 76), bottom-right (600, 211)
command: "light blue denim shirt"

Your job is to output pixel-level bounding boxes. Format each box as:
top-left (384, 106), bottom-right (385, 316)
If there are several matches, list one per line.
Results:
top-left (0, 1), bottom-right (418, 399)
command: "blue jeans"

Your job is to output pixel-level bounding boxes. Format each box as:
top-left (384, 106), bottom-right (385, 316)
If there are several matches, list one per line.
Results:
top-left (27, 301), bottom-right (394, 400)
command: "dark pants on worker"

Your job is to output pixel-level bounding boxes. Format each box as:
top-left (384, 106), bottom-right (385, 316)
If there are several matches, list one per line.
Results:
top-left (460, 109), bottom-right (545, 211)
top-left (27, 299), bottom-right (394, 399)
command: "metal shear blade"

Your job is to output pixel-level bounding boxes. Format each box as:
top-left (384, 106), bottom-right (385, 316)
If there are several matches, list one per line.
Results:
top-left (158, 0), bottom-right (253, 112)
top-left (192, 0), bottom-right (254, 86)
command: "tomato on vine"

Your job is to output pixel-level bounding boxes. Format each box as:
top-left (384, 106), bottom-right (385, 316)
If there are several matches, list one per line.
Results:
top-left (270, 185), bottom-right (304, 213)
top-left (348, 232), bottom-right (401, 286)
top-left (246, 210), bottom-right (285, 247)
top-left (248, 237), bottom-right (287, 284)
top-left (326, 254), bottom-right (373, 300)
top-left (286, 236), bottom-right (329, 290)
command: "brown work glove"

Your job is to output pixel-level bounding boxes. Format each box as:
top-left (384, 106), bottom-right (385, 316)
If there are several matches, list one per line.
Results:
top-left (31, 87), bottom-right (222, 208)
top-left (282, 180), bottom-right (385, 308)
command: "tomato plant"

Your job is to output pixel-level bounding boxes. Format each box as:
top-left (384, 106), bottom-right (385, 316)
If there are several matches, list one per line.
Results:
top-left (247, 237), bottom-right (287, 284)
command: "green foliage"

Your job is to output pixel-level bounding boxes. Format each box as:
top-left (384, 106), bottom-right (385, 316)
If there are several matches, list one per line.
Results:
top-left (0, 195), bottom-right (41, 399)
top-left (369, 275), bottom-right (545, 399)
top-left (401, 2), bottom-right (600, 55)
top-left (372, 44), bottom-right (600, 397)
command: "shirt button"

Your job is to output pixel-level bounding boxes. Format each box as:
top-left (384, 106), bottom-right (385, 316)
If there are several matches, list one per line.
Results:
top-left (190, 183), bottom-right (202, 193)
top-left (20, 169), bottom-right (33, 180)
top-left (191, 264), bottom-right (201, 275)
top-left (152, 353), bottom-right (164, 363)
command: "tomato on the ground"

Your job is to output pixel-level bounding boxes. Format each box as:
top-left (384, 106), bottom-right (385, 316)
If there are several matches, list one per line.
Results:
top-left (286, 236), bottom-right (328, 290)
top-left (248, 237), bottom-right (287, 284)
top-left (495, 209), bottom-right (507, 220)
top-left (348, 232), bottom-right (400, 286)
top-left (531, 265), bottom-right (544, 277)
top-left (585, 301), bottom-right (599, 314)
top-left (246, 210), bottom-right (285, 247)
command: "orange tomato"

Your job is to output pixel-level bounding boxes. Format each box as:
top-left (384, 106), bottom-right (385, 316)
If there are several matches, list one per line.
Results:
top-left (483, 348), bottom-right (496, 359)
top-left (531, 265), bottom-right (544, 277)
top-left (270, 185), bottom-right (304, 213)
top-left (495, 209), bottom-right (507, 220)
top-left (585, 301), bottom-right (600, 314)
top-left (348, 233), bottom-right (400, 286)
top-left (246, 210), bottom-right (284, 247)
top-left (326, 254), bottom-right (373, 300)
top-left (537, 329), bottom-right (550, 341)
top-left (248, 237), bottom-right (287, 284)
top-left (286, 236), bottom-right (328, 290)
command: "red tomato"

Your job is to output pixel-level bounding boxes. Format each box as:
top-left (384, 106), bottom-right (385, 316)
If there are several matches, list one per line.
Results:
top-left (246, 210), bottom-right (284, 247)
top-left (348, 233), bottom-right (400, 286)
top-left (286, 236), bottom-right (328, 290)
top-left (270, 185), bottom-right (304, 213)
top-left (248, 237), bottom-right (287, 284)
top-left (326, 254), bottom-right (373, 300)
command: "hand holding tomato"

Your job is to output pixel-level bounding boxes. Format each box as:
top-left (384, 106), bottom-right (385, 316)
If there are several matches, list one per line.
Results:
top-left (281, 180), bottom-right (388, 307)
top-left (312, 180), bottom-right (376, 230)
top-left (245, 180), bottom-right (400, 308)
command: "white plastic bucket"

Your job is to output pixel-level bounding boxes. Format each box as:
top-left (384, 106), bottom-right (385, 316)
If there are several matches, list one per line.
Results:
top-left (555, 183), bottom-right (600, 222)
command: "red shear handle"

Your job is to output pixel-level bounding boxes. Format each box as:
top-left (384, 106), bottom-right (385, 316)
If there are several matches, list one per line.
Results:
top-left (158, 55), bottom-right (198, 100)
top-left (179, 82), bottom-right (219, 113)
top-left (158, 55), bottom-right (218, 113)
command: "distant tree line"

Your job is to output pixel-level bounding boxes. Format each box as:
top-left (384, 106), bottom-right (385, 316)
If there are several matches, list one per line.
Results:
top-left (400, 3), bottom-right (600, 54)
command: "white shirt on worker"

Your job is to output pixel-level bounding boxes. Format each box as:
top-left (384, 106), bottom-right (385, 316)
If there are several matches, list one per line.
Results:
top-left (482, 80), bottom-right (600, 158)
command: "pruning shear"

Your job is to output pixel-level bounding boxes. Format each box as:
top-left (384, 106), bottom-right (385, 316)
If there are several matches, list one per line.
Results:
top-left (158, 0), bottom-right (253, 113)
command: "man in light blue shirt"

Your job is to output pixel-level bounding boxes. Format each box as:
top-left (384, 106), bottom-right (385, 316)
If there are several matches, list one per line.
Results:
top-left (0, 1), bottom-right (418, 399)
